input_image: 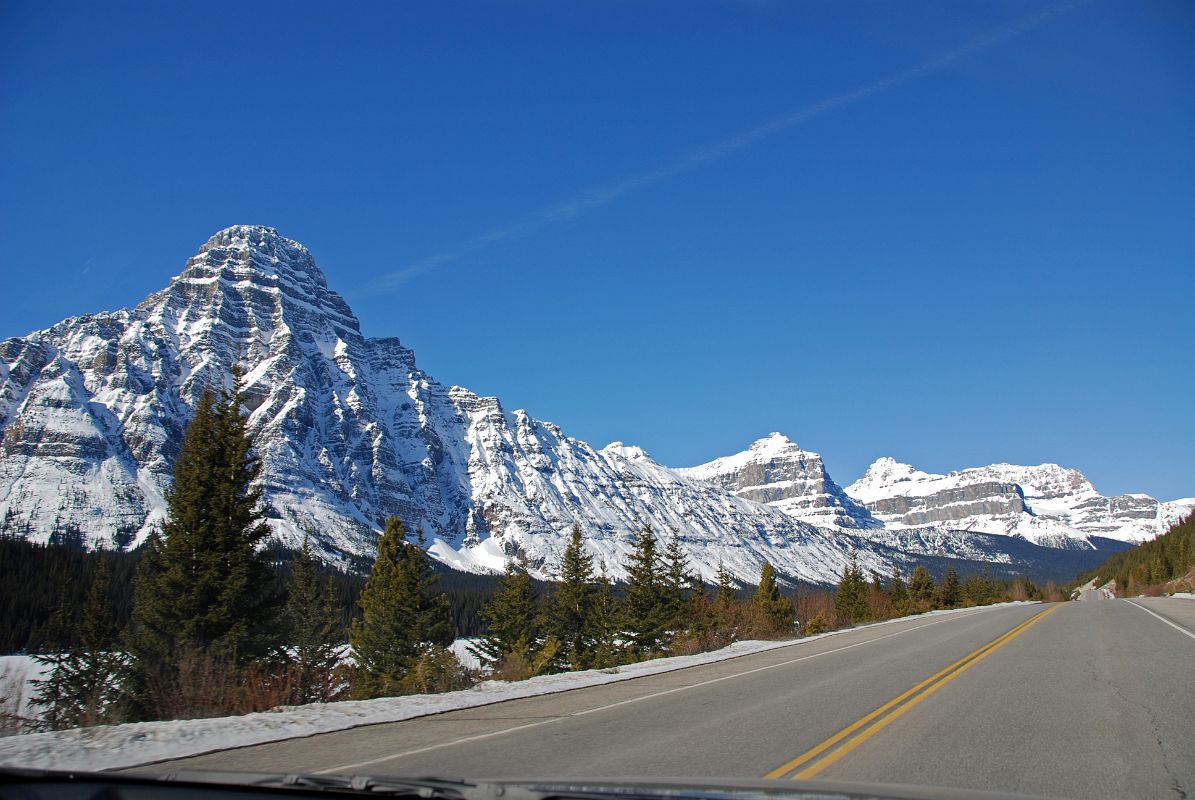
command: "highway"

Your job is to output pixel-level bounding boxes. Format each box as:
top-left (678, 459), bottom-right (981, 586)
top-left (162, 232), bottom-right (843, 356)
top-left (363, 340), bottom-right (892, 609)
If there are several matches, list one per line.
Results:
top-left (128, 599), bottom-right (1195, 799)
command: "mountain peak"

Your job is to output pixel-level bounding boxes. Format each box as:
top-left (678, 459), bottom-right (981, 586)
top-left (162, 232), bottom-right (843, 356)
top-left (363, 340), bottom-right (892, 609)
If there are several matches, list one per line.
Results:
top-left (602, 442), bottom-right (653, 461)
top-left (860, 457), bottom-right (922, 482)
top-left (138, 225), bottom-right (360, 345)
top-left (750, 432), bottom-right (803, 455)
top-left (203, 224), bottom-right (285, 248)
top-left (190, 225), bottom-right (328, 288)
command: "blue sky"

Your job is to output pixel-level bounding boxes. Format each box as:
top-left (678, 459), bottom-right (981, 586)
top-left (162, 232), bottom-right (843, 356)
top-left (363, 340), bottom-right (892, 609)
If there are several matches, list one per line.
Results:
top-left (2, 0), bottom-right (1192, 499)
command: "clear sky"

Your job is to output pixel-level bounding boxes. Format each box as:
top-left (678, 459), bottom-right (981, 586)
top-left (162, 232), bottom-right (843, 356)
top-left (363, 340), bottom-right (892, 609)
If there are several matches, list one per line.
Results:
top-left (2, 1), bottom-right (1192, 499)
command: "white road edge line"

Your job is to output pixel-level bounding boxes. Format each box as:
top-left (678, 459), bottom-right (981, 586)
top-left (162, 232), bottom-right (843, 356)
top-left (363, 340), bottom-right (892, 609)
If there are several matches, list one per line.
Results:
top-left (1125, 599), bottom-right (1195, 642)
top-left (316, 605), bottom-right (1019, 775)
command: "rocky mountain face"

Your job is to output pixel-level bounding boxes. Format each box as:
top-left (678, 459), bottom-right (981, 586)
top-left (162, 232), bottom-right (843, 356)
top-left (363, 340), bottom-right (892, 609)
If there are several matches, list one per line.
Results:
top-left (0, 226), bottom-right (1156, 585)
top-left (676, 433), bottom-right (878, 529)
top-left (844, 457), bottom-right (1194, 545)
top-left (0, 227), bottom-right (880, 585)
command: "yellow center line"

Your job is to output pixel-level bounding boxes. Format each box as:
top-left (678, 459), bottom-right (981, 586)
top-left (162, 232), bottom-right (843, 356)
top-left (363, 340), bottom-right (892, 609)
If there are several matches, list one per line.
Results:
top-left (765, 604), bottom-right (1060, 780)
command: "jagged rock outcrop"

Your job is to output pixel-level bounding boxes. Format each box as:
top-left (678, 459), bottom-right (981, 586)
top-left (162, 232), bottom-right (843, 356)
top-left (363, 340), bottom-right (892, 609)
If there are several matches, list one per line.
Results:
top-left (845, 457), bottom-right (1194, 544)
top-left (676, 433), bottom-right (878, 529)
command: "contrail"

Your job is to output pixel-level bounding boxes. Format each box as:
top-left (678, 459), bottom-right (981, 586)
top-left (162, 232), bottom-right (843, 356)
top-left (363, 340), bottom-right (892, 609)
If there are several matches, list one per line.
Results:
top-left (368, 0), bottom-right (1088, 291)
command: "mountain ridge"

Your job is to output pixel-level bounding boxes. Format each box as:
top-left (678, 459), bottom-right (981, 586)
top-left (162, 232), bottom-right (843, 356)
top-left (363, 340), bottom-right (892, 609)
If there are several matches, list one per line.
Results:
top-left (0, 226), bottom-right (1156, 585)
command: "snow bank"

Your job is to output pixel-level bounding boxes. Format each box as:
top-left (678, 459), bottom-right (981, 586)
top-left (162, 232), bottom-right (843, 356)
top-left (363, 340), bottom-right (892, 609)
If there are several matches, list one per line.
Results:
top-left (0, 604), bottom-right (1033, 772)
top-left (449, 638), bottom-right (482, 671)
top-left (0, 656), bottom-right (51, 724)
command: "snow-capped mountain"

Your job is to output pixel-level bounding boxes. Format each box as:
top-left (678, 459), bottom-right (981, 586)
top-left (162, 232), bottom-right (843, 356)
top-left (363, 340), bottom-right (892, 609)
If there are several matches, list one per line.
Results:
top-left (0, 226), bottom-right (1146, 585)
top-left (676, 433), bottom-right (878, 529)
top-left (844, 457), bottom-right (1194, 545)
top-left (0, 227), bottom-right (877, 585)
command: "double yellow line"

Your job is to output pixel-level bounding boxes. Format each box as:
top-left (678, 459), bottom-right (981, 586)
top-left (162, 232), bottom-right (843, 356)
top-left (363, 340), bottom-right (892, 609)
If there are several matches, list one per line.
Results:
top-left (765, 604), bottom-right (1060, 781)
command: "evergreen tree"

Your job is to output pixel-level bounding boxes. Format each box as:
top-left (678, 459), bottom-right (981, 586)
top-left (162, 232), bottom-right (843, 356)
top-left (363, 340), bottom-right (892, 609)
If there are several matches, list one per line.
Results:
top-left (620, 525), bottom-right (670, 658)
top-left (587, 566), bottom-right (621, 669)
top-left (1071, 513), bottom-right (1195, 597)
top-left (964, 565), bottom-right (995, 607)
top-left (549, 524), bottom-right (596, 670)
top-left (804, 610), bottom-right (831, 636)
top-left (908, 565), bottom-right (936, 608)
top-left (834, 552), bottom-right (869, 625)
top-left (661, 531), bottom-right (694, 634)
top-left (751, 562), bottom-right (792, 635)
top-left (700, 560), bottom-right (742, 645)
top-left (33, 562), bottom-right (127, 728)
top-left (938, 566), bottom-right (962, 609)
top-left (126, 384), bottom-right (281, 718)
top-left (715, 561), bottom-right (737, 609)
top-left (350, 517), bottom-right (453, 699)
top-left (285, 536), bottom-right (343, 703)
top-left (471, 555), bottom-right (558, 679)
top-left (888, 568), bottom-right (911, 617)
top-left (30, 589), bottom-right (77, 730)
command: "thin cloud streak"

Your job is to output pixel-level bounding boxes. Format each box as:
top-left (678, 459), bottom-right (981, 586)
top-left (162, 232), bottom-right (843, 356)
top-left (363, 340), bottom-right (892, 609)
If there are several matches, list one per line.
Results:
top-left (369, 0), bottom-right (1087, 292)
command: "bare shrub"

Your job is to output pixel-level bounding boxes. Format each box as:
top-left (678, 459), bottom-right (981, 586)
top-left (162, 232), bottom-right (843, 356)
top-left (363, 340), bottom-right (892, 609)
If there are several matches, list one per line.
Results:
top-left (395, 647), bottom-right (475, 695)
top-left (794, 591), bottom-right (839, 633)
top-left (145, 646), bottom-right (306, 720)
top-left (667, 634), bottom-right (708, 657)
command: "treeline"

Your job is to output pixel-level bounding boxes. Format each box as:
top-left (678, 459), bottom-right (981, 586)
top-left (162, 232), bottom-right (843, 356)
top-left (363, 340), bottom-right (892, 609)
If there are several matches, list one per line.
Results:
top-left (1072, 514), bottom-right (1194, 596)
top-left (0, 539), bottom-right (138, 654)
top-left (0, 539), bottom-right (507, 655)
top-left (798, 556), bottom-right (1060, 635)
top-left (461, 526), bottom-right (797, 682)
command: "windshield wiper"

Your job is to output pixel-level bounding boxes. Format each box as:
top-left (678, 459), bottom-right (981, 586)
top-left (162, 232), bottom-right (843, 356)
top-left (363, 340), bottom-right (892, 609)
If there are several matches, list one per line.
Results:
top-left (160, 770), bottom-right (524, 799)
top-left (0, 769), bottom-right (1052, 800)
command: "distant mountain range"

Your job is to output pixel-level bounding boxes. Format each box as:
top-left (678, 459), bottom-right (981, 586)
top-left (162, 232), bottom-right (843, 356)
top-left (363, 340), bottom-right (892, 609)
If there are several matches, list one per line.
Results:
top-left (3, 227), bottom-right (1186, 584)
top-left (682, 433), bottom-right (1192, 547)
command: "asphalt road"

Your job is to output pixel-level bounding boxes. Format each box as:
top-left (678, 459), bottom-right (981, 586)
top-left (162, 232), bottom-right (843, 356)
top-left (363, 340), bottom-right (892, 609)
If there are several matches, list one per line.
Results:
top-left (128, 600), bottom-right (1195, 800)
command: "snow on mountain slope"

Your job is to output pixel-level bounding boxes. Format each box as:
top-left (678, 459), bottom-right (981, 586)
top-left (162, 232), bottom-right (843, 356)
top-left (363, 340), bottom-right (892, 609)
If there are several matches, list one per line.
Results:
top-left (0, 227), bottom-right (1160, 585)
top-left (0, 226), bottom-right (890, 585)
top-left (845, 457), bottom-right (1193, 544)
top-left (677, 433), bottom-right (878, 529)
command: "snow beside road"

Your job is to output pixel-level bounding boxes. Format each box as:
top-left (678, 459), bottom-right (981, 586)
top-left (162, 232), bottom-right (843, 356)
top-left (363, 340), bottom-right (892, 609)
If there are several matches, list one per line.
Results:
top-left (0, 604), bottom-right (1033, 772)
top-left (0, 655), bottom-right (51, 723)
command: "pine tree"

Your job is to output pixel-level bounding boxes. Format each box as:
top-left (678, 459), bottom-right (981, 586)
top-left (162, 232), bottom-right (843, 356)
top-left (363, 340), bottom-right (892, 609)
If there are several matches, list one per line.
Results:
top-left (715, 561), bottom-right (737, 609)
top-left (30, 589), bottom-right (76, 730)
top-left (126, 384), bottom-right (281, 719)
top-left (804, 610), bottom-right (831, 636)
top-left (834, 552), bottom-right (869, 625)
top-left (549, 524), bottom-right (596, 670)
top-left (33, 561), bottom-right (127, 729)
top-left (588, 566), bottom-right (621, 669)
top-left (661, 531), bottom-right (694, 635)
top-left (471, 555), bottom-right (558, 679)
top-left (350, 517), bottom-right (453, 699)
top-left (888, 568), bottom-right (911, 618)
top-left (620, 525), bottom-right (670, 658)
top-left (751, 562), bottom-right (792, 635)
top-left (938, 566), bottom-right (962, 609)
top-left (964, 565), bottom-right (995, 607)
top-left (700, 560), bottom-right (742, 645)
top-left (285, 536), bottom-right (343, 703)
top-left (908, 565), bottom-right (936, 608)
